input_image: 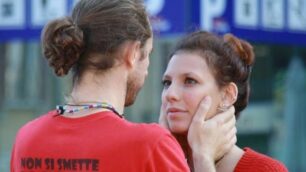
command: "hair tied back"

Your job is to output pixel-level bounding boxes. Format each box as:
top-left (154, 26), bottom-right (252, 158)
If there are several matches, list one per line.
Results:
top-left (223, 33), bottom-right (255, 66)
top-left (42, 17), bottom-right (85, 77)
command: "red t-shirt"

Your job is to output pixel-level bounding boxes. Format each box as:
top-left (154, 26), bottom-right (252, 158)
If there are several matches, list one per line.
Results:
top-left (11, 111), bottom-right (189, 172)
top-left (234, 148), bottom-right (288, 172)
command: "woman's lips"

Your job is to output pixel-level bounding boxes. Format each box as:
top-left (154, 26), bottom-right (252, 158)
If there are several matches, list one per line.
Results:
top-left (167, 107), bottom-right (187, 119)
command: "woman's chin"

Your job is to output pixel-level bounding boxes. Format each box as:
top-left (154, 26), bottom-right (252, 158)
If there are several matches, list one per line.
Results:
top-left (169, 124), bottom-right (188, 135)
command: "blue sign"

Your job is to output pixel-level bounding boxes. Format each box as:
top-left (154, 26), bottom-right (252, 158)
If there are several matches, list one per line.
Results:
top-left (0, 0), bottom-right (188, 41)
top-left (145, 0), bottom-right (188, 36)
top-left (196, 0), bottom-right (306, 45)
top-left (0, 0), bottom-right (75, 42)
top-left (1, 0), bottom-right (305, 45)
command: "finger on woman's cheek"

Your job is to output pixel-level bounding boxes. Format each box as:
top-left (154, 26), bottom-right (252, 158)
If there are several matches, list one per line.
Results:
top-left (214, 106), bottom-right (235, 123)
top-left (193, 96), bottom-right (212, 123)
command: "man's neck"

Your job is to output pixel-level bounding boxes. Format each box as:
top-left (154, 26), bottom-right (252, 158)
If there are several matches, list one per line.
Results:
top-left (68, 68), bottom-right (127, 115)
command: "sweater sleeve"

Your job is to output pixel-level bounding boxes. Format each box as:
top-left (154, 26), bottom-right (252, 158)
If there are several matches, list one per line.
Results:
top-left (145, 133), bottom-right (190, 172)
top-left (234, 148), bottom-right (288, 172)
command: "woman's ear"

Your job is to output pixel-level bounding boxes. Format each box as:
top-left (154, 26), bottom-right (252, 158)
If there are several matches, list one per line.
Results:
top-left (122, 41), bottom-right (141, 69)
top-left (221, 82), bottom-right (238, 107)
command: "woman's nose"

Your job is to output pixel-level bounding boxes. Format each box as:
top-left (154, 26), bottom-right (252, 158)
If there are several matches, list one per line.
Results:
top-left (165, 83), bottom-right (180, 102)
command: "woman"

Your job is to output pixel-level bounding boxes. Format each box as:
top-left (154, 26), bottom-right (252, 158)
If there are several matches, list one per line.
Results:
top-left (160, 31), bottom-right (288, 172)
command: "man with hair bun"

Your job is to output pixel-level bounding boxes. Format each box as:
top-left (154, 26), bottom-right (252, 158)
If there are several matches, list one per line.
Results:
top-left (11, 1), bottom-right (236, 172)
top-left (160, 31), bottom-right (288, 172)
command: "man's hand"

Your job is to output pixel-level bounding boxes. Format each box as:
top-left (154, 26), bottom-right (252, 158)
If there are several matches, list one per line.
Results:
top-left (188, 96), bottom-right (237, 162)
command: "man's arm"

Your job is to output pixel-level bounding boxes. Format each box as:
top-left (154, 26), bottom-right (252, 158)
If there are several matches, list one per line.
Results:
top-left (193, 153), bottom-right (216, 172)
top-left (188, 96), bottom-right (237, 172)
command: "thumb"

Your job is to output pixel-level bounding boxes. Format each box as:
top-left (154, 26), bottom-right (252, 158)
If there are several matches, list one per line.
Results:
top-left (192, 96), bottom-right (212, 123)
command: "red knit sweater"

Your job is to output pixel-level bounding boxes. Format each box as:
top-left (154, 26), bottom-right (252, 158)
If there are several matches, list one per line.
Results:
top-left (234, 148), bottom-right (288, 172)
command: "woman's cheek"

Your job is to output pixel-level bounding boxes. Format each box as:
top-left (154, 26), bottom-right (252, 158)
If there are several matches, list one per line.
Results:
top-left (161, 92), bottom-right (166, 106)
top-left (161, 100), bottom-right (167, 115)
top-left (183, 92), bottom-right (203, 118)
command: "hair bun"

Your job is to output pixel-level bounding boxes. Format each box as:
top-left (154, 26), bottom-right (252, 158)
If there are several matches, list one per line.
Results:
top-left (223, 33), bottom-right (255, 66)
top-left (41, 17), bottom-right (84, 76)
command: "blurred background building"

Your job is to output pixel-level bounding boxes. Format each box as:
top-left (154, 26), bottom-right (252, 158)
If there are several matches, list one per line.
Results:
top-left (1, 0), bottom-right (306, 171)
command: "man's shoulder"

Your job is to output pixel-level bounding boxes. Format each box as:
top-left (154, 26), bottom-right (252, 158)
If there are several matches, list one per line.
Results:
top-left (124, 122), bottom-right (189, 171)
top-left (119, 120), bottom-right (182, 152)
top-left (17, 110), bottom-right (54, 133)
top-left (124, 121), bottom-right (172, 142)
top-left (132, 122), bottom-right (170, 135)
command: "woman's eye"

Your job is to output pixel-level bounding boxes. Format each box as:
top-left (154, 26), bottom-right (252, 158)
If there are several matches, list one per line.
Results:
top-left (185, 77), bottom-right (198, 85)
top-left (162, 79), bottom-right (171, 88)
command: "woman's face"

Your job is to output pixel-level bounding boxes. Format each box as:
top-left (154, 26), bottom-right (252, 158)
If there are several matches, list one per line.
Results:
top-left (161, 51), bottom-right (223, 134)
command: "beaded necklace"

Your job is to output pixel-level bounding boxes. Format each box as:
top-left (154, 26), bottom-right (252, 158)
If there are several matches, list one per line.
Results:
top-left (56, 102), bottom-right (124, 118)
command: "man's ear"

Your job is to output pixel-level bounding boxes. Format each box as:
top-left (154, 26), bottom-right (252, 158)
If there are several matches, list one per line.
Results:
top-left (221, 82), bottom-right (238, 107)
top-left (122, 41), bottom-right (141, 69)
